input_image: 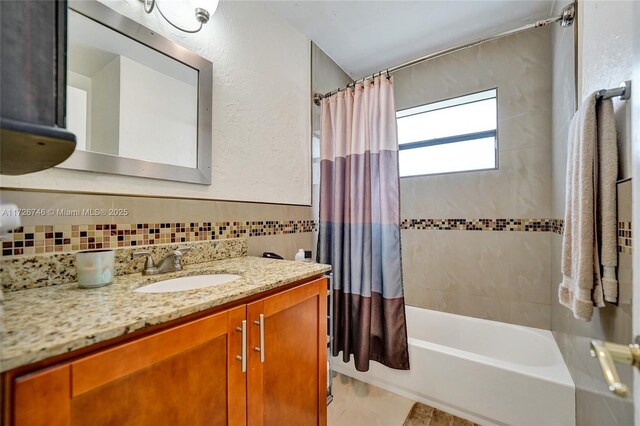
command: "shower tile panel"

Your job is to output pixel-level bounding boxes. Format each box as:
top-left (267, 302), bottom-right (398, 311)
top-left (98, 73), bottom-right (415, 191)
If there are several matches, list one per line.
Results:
top-left (430, 231), bottom-right (510, 299)
top-left (508, 232), bottom-right (552, 304)
top-left (401, 217), bottom-right (631, 330)
top-left (509, 301), bottom-right (551, 329)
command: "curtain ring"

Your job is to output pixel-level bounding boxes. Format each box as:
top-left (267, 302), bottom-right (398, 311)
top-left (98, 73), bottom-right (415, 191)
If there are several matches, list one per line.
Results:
top-left (386, 69), bottom-right (390, 79)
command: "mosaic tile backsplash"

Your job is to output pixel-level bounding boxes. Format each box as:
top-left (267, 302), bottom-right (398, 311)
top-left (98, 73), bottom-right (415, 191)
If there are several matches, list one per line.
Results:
top-left (3, 220), bottom-right (317, 256)
top-left (1, 218), bottom-right (631, 257)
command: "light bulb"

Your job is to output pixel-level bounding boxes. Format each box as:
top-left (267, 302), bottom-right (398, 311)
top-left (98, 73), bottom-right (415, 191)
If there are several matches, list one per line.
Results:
top-left (190, 0), bottom-right (219, 16)
top-left (191, 0), bottom-right (218, 24)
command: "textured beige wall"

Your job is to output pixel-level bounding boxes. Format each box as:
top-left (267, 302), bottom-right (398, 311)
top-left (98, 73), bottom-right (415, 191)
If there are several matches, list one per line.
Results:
top-left (396, 27), bottom-right (553, 329)
top-left (1, 1), bottom-right (312, 205)
top-left (550, 2), bottom-right (634, 425)
top-left (0, 43), bottom-right (352, 263)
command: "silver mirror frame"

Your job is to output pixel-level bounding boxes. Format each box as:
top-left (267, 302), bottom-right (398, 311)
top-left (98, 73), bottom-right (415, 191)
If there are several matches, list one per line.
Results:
top-left (61, 0), bottom-right (212, 184)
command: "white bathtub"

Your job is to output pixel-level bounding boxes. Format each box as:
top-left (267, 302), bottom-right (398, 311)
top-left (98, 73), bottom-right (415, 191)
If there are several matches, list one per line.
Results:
top-left (332, 306), bottom-right (575, 426)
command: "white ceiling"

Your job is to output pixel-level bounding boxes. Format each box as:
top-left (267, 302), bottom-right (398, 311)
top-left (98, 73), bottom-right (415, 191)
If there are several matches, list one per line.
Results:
top-left (266, 0), bottom-right (556, 79)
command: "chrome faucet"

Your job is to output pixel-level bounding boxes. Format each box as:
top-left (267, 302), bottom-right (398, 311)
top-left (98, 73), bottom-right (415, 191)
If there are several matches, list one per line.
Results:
top-left (132, 247), bottom-right (191, 275)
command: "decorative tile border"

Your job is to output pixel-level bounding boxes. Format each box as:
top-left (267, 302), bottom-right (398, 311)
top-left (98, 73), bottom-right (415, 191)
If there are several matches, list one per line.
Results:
top-left (2, 217), bottom-right (631, 258)
top-left (400, 217), bottom-right (631, 253)
top-left (401, 218), bottom-right (553, 232)
top-left (0, 238), bottom-right (247, 292)
top-left (618, 221), bottom-right (632, 255)
top-left (550, 218), bottom-right (564, 235)
top-left (2, 220), bottom-right (317, 257)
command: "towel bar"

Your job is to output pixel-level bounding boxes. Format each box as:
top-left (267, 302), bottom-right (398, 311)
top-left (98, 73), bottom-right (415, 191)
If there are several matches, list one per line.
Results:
top-left (595, 80), bottom-right (631, 101)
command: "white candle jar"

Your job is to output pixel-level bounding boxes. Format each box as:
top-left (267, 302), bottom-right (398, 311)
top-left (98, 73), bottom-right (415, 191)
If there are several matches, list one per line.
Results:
top-left (76, 250), bottom-right (115, 288)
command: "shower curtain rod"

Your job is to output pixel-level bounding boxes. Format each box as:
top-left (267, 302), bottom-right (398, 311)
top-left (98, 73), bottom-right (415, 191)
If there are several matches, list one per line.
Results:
top-left (314, 2), bottom-right (575, 106)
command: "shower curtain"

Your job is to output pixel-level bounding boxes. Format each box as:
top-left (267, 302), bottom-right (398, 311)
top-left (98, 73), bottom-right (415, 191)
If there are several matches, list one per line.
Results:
top-left (318, 76), bottom-right (410, 372)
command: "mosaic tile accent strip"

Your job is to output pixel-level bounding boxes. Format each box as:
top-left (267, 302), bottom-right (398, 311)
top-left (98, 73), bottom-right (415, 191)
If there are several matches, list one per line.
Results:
top-left (618, 221), bottom-right (632, 255)
top-left (2, 217), bottom-right (630, 258)
top-left (550, 218), bottom-right (564, 235)
top-left (0, 238), bottom-right (248, 292)
top-left (400, 218), bottom-right (630, 253)
top-left (2, 220), bottom-right (317, 257)
top-left (401, 218), bottom-right (553, 232)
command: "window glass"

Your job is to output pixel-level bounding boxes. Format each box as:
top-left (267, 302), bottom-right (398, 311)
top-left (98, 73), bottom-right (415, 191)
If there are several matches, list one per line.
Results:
top-left (396, 89), bottom-right (497, 177)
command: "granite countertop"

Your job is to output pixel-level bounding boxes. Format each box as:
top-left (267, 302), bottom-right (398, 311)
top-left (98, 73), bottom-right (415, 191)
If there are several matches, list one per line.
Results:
top-left (0, 256), bottom-right (331, 373)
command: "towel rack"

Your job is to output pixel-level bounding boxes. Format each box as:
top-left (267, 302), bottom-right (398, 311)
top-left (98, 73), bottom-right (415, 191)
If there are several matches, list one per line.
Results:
top-left (596, 80), bottom-right (631, 101)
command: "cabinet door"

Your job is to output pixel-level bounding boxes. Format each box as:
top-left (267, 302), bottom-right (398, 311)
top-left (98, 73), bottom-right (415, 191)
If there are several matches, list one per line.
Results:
top-left (12, 364), bottom-right (71, 426)
top-left (70, 305), bottom-right (247, 426)
top-left (247, 278), bottom-right (327, 426)
top-left (11, 306), bottom-right (247, 426)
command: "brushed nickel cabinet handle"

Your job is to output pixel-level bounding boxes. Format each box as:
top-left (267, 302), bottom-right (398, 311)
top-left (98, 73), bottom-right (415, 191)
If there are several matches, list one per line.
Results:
top-left (253, 314), bottom-right (265, 363)
top-left (235, 320), bottom-right (247, 373)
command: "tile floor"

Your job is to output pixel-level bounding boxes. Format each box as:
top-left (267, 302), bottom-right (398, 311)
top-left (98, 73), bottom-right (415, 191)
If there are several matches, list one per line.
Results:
top-left (328, 372), bottom-right (416, 426)
top-left (327, 372), bottom-right (478, 426)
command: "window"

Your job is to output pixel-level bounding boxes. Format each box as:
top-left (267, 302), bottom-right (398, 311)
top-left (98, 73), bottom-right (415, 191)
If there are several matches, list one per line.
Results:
top-left (396, 89), bottom-right (497, 177)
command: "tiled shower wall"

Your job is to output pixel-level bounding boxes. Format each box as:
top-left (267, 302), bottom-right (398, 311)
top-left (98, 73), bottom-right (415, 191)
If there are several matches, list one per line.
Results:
top-left (395, 26), bottom-right (554, 329)
top-left (550, 2), bottom-right (634, 425)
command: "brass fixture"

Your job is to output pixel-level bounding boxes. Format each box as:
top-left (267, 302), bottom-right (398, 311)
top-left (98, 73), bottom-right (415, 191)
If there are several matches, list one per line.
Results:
top-left (590, 337), bottom-right (640, 398)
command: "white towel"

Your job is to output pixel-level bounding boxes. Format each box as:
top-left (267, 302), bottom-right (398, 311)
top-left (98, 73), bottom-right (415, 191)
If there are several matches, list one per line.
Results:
top-left (559, 93), bottom-right (618, 321)
top-left (596, 99), bottom-right (619, 303)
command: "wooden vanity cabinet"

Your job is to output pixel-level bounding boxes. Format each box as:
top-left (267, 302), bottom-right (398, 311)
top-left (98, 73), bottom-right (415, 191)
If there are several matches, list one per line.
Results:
top-left (247, 278), bottom-right (327, 426)
top-left (11, 306), bottom-right (247, 426)
top-left (4, 277), bottom-right (327, 426)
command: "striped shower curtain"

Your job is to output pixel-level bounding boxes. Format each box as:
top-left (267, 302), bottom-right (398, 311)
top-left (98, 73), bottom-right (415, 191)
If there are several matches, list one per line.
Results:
top-left (318, 76), bottom-right (410, 371)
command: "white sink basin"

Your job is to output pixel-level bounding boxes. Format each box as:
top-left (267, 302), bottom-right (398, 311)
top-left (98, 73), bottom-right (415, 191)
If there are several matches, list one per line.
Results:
top-left (135, 274), bottom-right (241, 293)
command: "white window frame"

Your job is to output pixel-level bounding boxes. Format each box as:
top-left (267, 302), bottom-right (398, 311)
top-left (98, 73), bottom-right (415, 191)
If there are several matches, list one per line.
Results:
top-left (396, 88), bottom-right (499, 178)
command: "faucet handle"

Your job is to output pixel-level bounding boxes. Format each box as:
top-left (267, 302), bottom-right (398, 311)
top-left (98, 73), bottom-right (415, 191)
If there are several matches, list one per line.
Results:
top-left (132, 251), bottom-right (159, 275)
top-left (176, 246), bottom-right (191, 254)
top-left (172, 247), bottom-right (191, 270)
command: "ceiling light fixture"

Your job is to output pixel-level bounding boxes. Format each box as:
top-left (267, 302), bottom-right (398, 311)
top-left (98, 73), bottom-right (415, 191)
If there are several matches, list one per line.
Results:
top-left (141, 0), bottom-right (218, 34)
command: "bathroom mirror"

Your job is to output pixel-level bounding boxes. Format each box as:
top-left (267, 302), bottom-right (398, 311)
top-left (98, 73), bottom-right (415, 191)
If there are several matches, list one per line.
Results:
top-left (60, 1), bottom-right (212, 184)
